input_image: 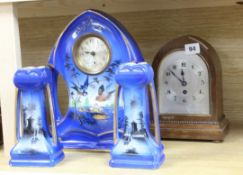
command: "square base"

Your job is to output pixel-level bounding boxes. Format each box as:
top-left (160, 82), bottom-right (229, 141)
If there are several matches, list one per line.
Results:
top-left (109, 153), bottom-right (165, 169)
top-left (151, 117), bottom-right (229, 141)
top-left (9, 150), bottom-right (64, 167)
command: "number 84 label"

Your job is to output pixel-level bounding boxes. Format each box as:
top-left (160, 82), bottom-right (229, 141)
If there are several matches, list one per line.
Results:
top-left (185, 43), bottom-right (200, 55)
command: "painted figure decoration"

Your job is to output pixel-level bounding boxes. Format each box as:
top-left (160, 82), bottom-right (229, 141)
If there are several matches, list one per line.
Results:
top-left (110, 62), bottom-right (165, 169)
top-left (10, 67), bottom-right (64, 167)
top-left (48, 9), bottom-right (144, 150)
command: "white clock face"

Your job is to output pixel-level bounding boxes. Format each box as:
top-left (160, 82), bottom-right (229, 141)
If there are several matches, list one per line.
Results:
top-left (73, 35), bottom-right (110, 74)
top-left (158, 50), bottom-right (211, 115)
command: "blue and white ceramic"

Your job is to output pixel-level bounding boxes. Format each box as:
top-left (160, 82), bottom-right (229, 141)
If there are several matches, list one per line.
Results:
top-left (10, 66), bottom-right (64, 167)
top-left (110, 62), bottom-right (165, 169)
top-left (48, 9), bottom-right (144, 150)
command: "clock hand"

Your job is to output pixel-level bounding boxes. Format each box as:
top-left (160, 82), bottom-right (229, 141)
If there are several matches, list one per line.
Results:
top-left (181, 69), bottom-right (185, 81)
top-left (90, 51), bottom-right (96, 56)
top-left (84, 51), bottom-right (96, 56)
top-left (170, 70), bottom-right (187, 86)
top-left (180, 69), bottom-right (187, 86)
top-left (170, 70), bottom-right (183, 83)
top-left (84, 51), bottom-right (91, 54)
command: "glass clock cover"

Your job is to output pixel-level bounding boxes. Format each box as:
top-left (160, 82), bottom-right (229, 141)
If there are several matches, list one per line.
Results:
top-left (158, 50), bottom-right (210, 115)
top-left (73, 35), bottom-right (111, 74)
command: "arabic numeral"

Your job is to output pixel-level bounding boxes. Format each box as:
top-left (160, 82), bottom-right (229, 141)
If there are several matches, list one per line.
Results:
top-left (189, 46), bottom-right (196, 52)
top-left (201, 80), bottom-right (205, 85)
top-left (174, 95), bottom-right (177, 101)
top-left (181, 62), bottom-right (186, 67)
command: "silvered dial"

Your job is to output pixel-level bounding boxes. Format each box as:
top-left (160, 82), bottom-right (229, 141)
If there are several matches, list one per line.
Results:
top-left (158, 50), bottom-right (210, 115)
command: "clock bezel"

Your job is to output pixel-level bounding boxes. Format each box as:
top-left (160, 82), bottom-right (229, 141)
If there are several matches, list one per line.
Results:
top-left (72, 34), bottom-right (112, 75)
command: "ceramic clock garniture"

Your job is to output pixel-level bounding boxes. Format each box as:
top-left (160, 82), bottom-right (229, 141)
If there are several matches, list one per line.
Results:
top-left (48, 9), bottom-right (144, 150)
top-left (110, 62), bottom-right (165, 169)
top-left (152, 35), bottom-right (229, 141)
top-left (10, 67), bottom-right (64, 167)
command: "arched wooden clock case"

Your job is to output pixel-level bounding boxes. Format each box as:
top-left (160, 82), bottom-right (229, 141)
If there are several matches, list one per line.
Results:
top-left (152, 35), bottom-right (229, 141)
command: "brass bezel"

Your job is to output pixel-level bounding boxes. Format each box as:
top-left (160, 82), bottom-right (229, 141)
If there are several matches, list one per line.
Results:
top-left (72, 34), bottom-right (111, 75)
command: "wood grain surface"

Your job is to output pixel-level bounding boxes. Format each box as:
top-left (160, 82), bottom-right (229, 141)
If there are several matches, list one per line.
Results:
top-left (15, 0), bottom-right (238, 18)
top-left (19, 5), bottom-right (243, 121)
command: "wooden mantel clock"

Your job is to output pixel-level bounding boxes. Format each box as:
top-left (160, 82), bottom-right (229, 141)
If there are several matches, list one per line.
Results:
top-left (152, 35), bottom-right (229, 141)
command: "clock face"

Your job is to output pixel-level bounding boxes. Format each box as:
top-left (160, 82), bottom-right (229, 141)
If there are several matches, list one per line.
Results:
top-left (73, 35), bottom-right (111, 74)
top-left (158, 50), bottom-right (211, 115)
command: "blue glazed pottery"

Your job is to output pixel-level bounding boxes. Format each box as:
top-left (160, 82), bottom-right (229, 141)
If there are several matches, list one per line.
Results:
top-left (48, 9), bottom-right (144, 150)
top-left (10, 66), bottom-right (64, 167)
top-left (110, 62), bottom-right (165, 169)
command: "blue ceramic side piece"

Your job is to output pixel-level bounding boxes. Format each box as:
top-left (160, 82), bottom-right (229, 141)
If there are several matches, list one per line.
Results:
top-left (48, 9), bottom-right (144, 150)
top-left (110, 62), bottom-right (165, 169)
top-left (10, 66), bottom-right (64, 167)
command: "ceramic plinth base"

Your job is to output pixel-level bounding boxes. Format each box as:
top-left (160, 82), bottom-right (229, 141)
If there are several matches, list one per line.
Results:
top-left (10, 150), bottom-right (64, 167)
top-left (61, 140), bottom-right (113, 150)
top-left (109, 152), bottom-right (165, 169)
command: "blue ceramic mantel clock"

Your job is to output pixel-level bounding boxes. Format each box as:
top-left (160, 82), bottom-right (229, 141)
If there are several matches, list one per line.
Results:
top-left (48, 9), bottom-right (144, 150)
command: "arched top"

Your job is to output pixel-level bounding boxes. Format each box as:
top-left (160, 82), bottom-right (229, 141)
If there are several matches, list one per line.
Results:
top-left (153, 35), bottom-right (222, 79)
top-left (48, 9), bottom-right (143, 79)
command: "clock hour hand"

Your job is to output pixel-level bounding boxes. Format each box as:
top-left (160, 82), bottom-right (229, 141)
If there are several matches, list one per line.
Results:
top-left (180, 69), bottom-right (187, 86)
top-left (85, 51), bottom-right (96, 56)
top-left (170, 70), bottom-right (187, 86)
top-left (181, 69), bottom-right (185, 81)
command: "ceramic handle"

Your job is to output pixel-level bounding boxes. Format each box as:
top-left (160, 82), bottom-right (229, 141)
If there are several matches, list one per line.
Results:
top-left (149, 82), bottom-right (161, 144)
top-left (46, 85), bottom-right (57, 146)
top-left (113, 84), bottom-right (121, 144)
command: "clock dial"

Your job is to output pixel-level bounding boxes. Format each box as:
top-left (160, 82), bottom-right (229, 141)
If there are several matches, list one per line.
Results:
top-left (158, 50), bottom-right (210, 115)
top-left (73, 35), bottom-right (111, 74)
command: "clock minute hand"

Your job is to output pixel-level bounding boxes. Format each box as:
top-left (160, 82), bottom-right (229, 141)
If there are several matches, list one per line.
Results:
top-left (169, 70), bottom-right (187, 86)
top-left (169, 70), bottom-right (184, 84)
